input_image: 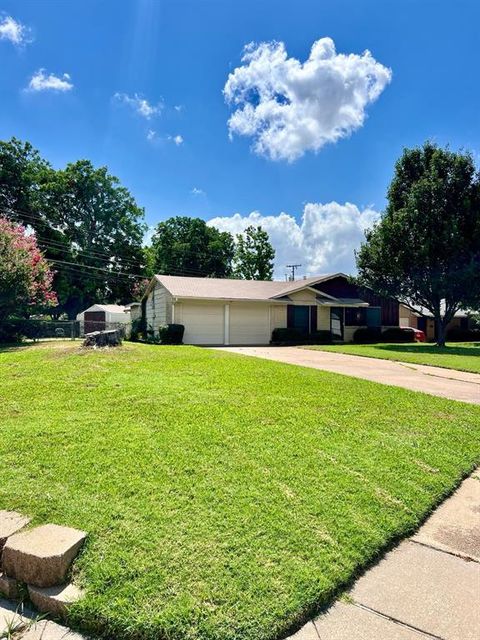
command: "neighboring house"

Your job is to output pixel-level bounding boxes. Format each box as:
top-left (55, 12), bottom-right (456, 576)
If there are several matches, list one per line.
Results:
top-left (400, 304), bottom-right (474, 340)
top-left (126, 302), bottom-right (142, 323)
top-left (76, 304), bottom-right (131, 335)
top-left (143, 273), bottom-right (399, 345)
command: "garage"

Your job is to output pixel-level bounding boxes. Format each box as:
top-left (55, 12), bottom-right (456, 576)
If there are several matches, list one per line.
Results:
top-left (179, 302), bottom-right (225, 345)
top-left (229, 303), bottom-right (271, 345)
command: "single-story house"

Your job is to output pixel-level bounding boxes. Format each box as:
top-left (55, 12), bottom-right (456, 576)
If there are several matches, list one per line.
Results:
top-left (76, 304), bottom-right (131, 335)
top-left (400, 304), bottom-right (475, 340)
top-left (143, 273), bottom-right (399, 345)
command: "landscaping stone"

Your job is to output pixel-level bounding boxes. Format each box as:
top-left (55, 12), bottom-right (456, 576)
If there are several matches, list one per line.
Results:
top-left (312, 602), bottom-right (425, 639)
top-left (412, 473), bottom-right (480, 561)
top-left (350, 541), bottom-right (480, 640)
top-left (28, 583), bottom-right (84, 617)
top-left (3, 524), bottom-right (87, 587)
top-left (0, 510), bottom-right (30, 551)
top-left (0, 571), bottom-right (19, 599)
top-left (21, 619), bottom-right (88, 639)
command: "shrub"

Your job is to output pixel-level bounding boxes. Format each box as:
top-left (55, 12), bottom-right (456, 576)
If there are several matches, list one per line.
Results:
top-left (308, 330), bottom-right (333, 344)
top-left (158, 324), bottom-right (185, 345)
top-left (271, 328), bottom-right (304, 344)
top-left (353, 327), bottom-right (381, 344)
top-left (446, 327), bottom-right (480, 342)
top-left (271, 328), bottom-right (333, 345)
top-left (382, 327), bottom-right (416, 343)
top-left (129, 318), bottom-right (144, 342)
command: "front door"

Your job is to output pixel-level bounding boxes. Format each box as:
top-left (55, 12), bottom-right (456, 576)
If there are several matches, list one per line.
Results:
top-left (292, 305), bottom-right (310, 334)
top-left (330, 307), bottom-right (344, 340)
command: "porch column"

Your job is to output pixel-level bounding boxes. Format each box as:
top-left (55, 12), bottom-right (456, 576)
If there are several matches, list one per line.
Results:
top-left (224, 304), bottom-right (230, 345)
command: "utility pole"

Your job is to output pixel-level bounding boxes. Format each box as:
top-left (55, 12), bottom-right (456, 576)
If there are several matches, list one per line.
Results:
top-left (286, 263), bottom-right (302, 281)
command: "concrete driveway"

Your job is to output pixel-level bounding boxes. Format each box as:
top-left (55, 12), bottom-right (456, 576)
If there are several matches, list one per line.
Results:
top-left (216, 346), bottom-right (480, 405)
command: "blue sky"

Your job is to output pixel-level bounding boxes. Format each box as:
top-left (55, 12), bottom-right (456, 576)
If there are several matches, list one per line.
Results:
top-left (1, 0), bottom-right (478, 276)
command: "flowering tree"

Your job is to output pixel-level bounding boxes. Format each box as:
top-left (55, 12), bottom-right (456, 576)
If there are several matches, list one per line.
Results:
top-left (0, 217), bottom-right (57, 321)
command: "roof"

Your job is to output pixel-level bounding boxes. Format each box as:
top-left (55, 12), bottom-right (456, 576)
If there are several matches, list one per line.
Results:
top-left (154, 273), bottom-right (345, 302)
top-left (402, 303), bottom-right (470, 318)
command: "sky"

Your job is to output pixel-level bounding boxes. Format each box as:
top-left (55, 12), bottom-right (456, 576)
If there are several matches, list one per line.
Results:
top-left (1, 0), bottom-right (479, 278)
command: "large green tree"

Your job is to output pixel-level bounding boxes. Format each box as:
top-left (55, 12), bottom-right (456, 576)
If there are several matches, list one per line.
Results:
top-left (151, 216), bottom-right (235, 277)
top-left (0, 139), bottom-right (147, 318)
top-left (233, 225), bottom-right (275, 280)
top-left (356, 142), bottom-right (480, 346)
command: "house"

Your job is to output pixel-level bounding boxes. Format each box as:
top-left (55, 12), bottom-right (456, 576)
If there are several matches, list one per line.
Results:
top-left (143, 273), bottom-right (399, 345)
top-left (400, 304), bottom-right (474, 340)
top-left (76, 304), bottom-right (131, 335)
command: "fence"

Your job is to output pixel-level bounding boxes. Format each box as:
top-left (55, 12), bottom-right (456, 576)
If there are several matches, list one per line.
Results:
top-left (0, 319), bottom-right (132, 342)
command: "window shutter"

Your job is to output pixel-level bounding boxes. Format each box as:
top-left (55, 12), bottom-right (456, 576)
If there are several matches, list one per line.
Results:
top-left (310, 306), bottom-right (317, 332)
top-left (287, 305), bottom-right (295, 328)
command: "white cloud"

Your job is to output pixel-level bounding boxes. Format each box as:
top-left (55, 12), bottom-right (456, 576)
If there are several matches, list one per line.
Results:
top-left (166, 134), bottom-right (184, 145)
top-left (0, 15), bottom-right (31, 46)
top-left (224, 37), bottom-right (391, 162)
top-left (174, 105), bottom-right (183, 112)
top-left (27, 69), bottom-right (73, 92)
top-left (191, 187), bottom-right (205, 196)
top-left (208, 202), bottom-right (379, 277)
top-left (114, 93), bottom-right (162, 119)
top-left (146, 129), bottom-right (157, 141)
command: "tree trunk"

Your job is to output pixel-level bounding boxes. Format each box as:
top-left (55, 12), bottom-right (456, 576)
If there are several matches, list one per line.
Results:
top-left (435, 315), bottom-right (447, 347)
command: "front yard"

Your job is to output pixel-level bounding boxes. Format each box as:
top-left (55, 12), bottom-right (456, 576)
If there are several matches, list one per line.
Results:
top-left (1, 342), bottom-right (479, 640)
top-left (305, 342), bottom-right (480, 374)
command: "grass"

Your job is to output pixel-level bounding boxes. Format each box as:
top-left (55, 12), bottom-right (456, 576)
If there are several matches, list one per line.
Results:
top-left (1, 341), bottom-right (479, 640)
top-left (304, 342), bottom-right (480, 374)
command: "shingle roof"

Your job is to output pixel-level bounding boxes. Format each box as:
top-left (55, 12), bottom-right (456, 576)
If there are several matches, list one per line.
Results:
top-left (154, 274), bottom-right (341, 301)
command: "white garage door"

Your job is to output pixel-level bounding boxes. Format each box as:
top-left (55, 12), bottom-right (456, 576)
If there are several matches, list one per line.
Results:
top-left (229, 303), bottom-right (270, 345)
top-left (181, 302), bottom-right (225, 345)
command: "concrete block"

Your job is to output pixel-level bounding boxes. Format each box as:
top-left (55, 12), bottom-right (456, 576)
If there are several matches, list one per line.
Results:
top-left (0, 510), bottom-right (30, 550)
top-left (0, 571), bottom-right (19, 599)
top-left (28, 583), bottom-right (84, 617)
top-left (3, 524), bottom-right (86, 587)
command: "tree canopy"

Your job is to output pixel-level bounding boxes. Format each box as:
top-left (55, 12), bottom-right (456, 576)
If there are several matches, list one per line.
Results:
top-left (233, 225), bottom-right (275, 280)
top-left (0, 217), bottom-right (57, 322)
top-left (356, 142), bottom-right (480, 345)
top-left (151, 216), bottom-right (235, 278)
top-left (0, 139), bottom-right (147, 318)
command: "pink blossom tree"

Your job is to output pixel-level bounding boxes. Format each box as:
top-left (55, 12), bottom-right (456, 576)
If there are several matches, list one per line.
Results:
top-left (0, 217), bottom-right (57, 321)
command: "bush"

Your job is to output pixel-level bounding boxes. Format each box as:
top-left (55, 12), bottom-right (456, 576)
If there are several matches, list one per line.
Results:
top-left (158, 324), bottom-right (185, 345)
top-left (353, 327), bottom-right (381, 344)
top-left (129, 318), bottom-right (144, 342)
top-left (446, 327), bottom-right (480, 342)
top-left (271, 328), bottom-right (304, 344)
top-left (308, 330), bottom-right (333, 344)
top-left (382, 327), bottom-right (416, 343)
top-left (271, 328), bottom-right (333, 345)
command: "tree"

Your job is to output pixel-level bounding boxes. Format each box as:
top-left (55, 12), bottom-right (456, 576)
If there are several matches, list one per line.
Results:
top-left (233, 225), bottom-right (275, 280)
top-left (356, 142), bottom-right (480, 346)
top-left (0, 138), bottom-right (148, 318)
top-left (151, 216), bottom-right (234, 277)
top-left (0, 217), bottom-right (57, 322)
top-left (39, 160), bottom-right (147, 317)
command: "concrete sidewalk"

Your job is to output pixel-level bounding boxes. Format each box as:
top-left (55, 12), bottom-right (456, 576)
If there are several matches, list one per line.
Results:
top-left (217, 346), bottom-right (480, 404)
top-left (288, 469), bottom-right (480, 640)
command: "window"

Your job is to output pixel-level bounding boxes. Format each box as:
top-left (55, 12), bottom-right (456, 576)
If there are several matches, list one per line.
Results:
top-left (345, 306), bottom-right (381, 327)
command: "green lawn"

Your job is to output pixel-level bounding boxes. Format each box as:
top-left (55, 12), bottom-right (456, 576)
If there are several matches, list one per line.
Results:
top-left (1, 342), bottom-right (479, 640)
top-left (305, 342), bottom-right (480, 374)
